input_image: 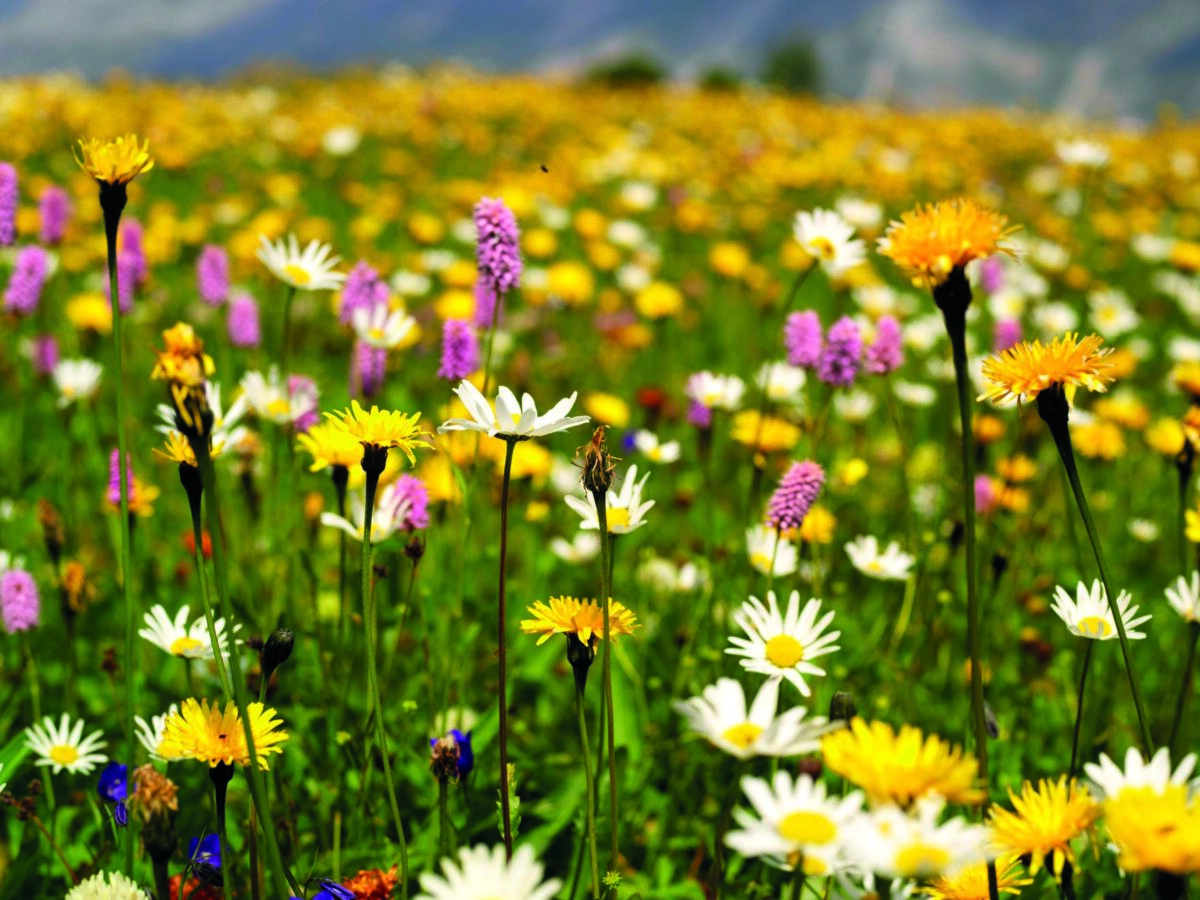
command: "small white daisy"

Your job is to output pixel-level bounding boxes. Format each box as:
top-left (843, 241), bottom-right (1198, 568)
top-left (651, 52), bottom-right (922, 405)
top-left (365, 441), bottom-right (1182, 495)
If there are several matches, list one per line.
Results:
top-left (727, 591), bottom-right (840, 697)
top-left (437, 380), bottom-right (590, 440)
top-left (673, 677), bottom-right (837, 759)
top-left (135, 704), bottom-right (186, 762)
top-left (793, 209), bottom-right (866, 276)
top-left (414, 843), bottom-right (560, 900)
top-left (256, 233), bottom-right (345, 292)
top-left (65, 870), bottom-right (143, 900)
top-left (726, 770), bottom-right (863, 876)
top-left (1050, 579), bottom-right (1150, 640)
top-left (26, 713), bottom-right (107, 775)
top-left (633, 429), bottom-right (681, 464)
top-left (746, 524), bottom-right (798, 577)
top-left (1055, 138), bottom-right (1110, 169)
top-left (755, 362), bottom-right (807, 406)
top-left (139, 604), bottom-right (237, 659)
top-left (844, 535), bottom-right (914, 581)
top-left (1166, 572), bottom-right (1200, 623)
top-left (352, 303), bottom-right (416, 350)
top-left (843, 796), bottom-right (989, 880)
top-left (564, 464), bottom-right (655, 534)
top-left (52, 358), bottom-right (103, 408)
top-left (320, 482), bottom-right (413, 545)
top-left (156, 381), bottom-right (248, 450)
top-left (685, 371), bottom-right (746, 411)
top-left (550, 532), bottom-right (601, 564)
top-left (1083, 746), bottom-right (1198, 801)
top-left (239, 367), bottom-right (315, 426)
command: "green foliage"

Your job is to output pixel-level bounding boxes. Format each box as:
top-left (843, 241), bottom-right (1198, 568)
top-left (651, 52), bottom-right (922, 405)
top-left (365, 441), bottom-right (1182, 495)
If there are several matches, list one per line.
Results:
top-left (761, 35), bottom-right (822, 95)
top-left (586, 51), bottom-right (668, 88)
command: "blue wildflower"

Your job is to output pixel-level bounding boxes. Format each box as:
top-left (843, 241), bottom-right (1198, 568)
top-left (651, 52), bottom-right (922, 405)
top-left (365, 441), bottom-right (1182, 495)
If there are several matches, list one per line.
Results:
top-left (313, 879), bottom-right (354, 900)
top-left (429, 728), bottom-right (473, 781)
top-left (97, 762), bottom-right (128, 827)
top-left (188, 833), bottom-right (223, 887)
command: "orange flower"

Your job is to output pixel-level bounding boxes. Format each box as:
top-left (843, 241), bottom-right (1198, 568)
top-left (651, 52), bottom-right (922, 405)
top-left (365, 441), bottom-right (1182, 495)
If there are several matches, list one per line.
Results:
top-left (878, 199), bottom-right (1018, 289)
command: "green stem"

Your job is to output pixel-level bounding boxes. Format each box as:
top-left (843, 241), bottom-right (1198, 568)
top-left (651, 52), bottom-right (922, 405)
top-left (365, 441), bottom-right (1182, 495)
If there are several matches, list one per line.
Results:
top-left (591, 488), bottom-right (619, 881)
top-left (361, 465), bottom-right (411, 896)
top-left (1169, 622), bottom-right (1200, 753)
top-left (575, 668), bottom-right (601, 899)
top-left (1042, 401), bottom-right (1155, 753)
top-left (103, 201), bottom-right (137, 880)
top-left (711, 759), bottom-right (746, 899)
top-left (497, 438), bottom-right (517, 859)
top-left (1068, 639), bottom-right (1094, 779)
top-left (21, 632), bottom-right (41, 723)
top-left (196, 446), bottom-right (302, 900)
top-left (1178, 453), bottom-right (1193, 578)
top-left (437, 778), bottom-right (452, 863)
top-left (184, 470), bottom-right (232, 701)
top-left (280, 285), bottom-right (296, 376)
top-left (940, 280), bottom-right (998, 900)
top-left (213, 772), bottom-right (233, 900)
top-left (789, 858), bottom-right (807, 900)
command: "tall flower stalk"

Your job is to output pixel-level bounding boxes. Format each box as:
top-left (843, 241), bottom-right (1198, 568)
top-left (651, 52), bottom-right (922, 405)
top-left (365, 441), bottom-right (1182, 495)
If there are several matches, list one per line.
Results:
top-left (879, 198), bottom-right (1018, 900)
top-left (75, 134), bottom-right (153, 879)
top-left (496, 436), bottom-right (518, 857)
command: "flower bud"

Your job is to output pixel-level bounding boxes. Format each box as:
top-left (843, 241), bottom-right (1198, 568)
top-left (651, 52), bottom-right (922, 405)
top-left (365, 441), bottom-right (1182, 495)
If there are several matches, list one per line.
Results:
top-left (262, 627), bottom-right (294, 683)
top-left (829, 691), bottom-right (856, 724)
top-left (580, 426), bottom-right (618, 496)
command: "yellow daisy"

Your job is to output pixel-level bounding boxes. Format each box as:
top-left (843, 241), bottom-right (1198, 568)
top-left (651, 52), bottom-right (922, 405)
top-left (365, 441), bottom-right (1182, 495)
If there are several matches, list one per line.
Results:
top-left (730, 411), bottom-right (802, 454)
top-left (988, 777), bottom-right (1098, 877)
top-left (979, 333), bottom-right (1115, 405)
top-left (324, 400), bottom-right (430, 464)
top-left (75, 134), bottom-right (155, 186)
top-left (1173, 360), bottom-right (1200, 400)
top-left (159, 698), bottom-right (288, 770)
top-left (297, 422), bottom-right (365, 472)
top-left (877, 198), bottom-right (1018, 289)
top-left (923, 855), bottom-right (1033, 899)
top-left (820, 718), bottom-right (984, 807)
top-left (520, 596), bottom-right (640, 647)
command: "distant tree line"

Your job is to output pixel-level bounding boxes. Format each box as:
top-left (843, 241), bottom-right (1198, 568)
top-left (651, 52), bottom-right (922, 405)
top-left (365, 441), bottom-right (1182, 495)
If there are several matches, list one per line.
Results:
top-left (584, 34), bottom-right (821, 94)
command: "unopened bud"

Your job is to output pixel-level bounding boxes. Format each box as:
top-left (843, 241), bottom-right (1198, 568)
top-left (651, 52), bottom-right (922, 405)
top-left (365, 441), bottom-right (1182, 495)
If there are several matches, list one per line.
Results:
top-left (430, 737), bottom-right (461, 783)
top-left (829, 692), bottom-right (856, 723)
top-left (580, 426), bottom-right (618, 496)
top-left (566, 633), bottom-right (597, 692)
top-left (405, 534), bottom-right (426, 563)
top-left (262, 628), bottom-right (294, 682)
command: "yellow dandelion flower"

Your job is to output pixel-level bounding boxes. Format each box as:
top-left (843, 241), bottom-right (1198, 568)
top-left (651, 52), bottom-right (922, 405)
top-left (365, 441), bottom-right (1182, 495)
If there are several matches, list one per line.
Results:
top-left (297, 422), bottom-right (364, 472)
top-left (1186, 506), bottom-right (1200, 543)
top-left (979, 333), bottom-right (1115, 405)
top-left (151, 322), bottom-right (215, 388)
top-left (731, 410), bottom-right (802, 454)
top-left (324, 400), bottom-right (430, 464)
top-left (1102, 786), bottom-right (1200, 874)
top-left (989, 777), bottom-right (1098, 877)
top-left (1145, 418), bottom-right (1186, 457)
top-left (1071, 420), bottom-right (1125, 460)
top-left (923, 855), bottom-right (1033, 899)
top-left (878, 198), bottom-right (1018, 289)
top-left (1173, 360), bottom-right (1200, 400)
top-left (798, 504), bottom-right (836, 544)
top-left (159, 698), bottom-right (288, 770)
top-left (635, 281), bottom-right (684, 319)
top-left (75, 134), bottom-right (155, 186)
top-left (66, 292), bottom-right (113, 334)
top-left (520, 596), bottom-right (640, 647)
top-left (820, 718), bottom-right (984, 807)
top-left (997, 454), bottom-right (1037, 483)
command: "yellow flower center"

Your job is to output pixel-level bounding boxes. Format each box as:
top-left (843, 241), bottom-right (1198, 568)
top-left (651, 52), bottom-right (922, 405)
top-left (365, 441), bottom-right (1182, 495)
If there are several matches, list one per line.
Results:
top-left (721, 722), bottom-right (763, 749)
top-left (765, 634), bottom-right (805, 668)
top-left (648, 446), bottom-right (663, 461)
top-left (867, 559), bottom-right (883, 573)
top-left (606, 507), bottom-right (630, 531)
top-left (283, 263), bottom-right (312, 286)
top-left (895, 843), bottom-right (951, 877)
top-left (49, 745), bottom-right (80, 766)
top-left (809, 237), bottom-right (836, 261)
top-left (1077, 615), bottom-right (1113, 638)
top-left (750, 552), bottom-right (772, 571)
top-left (778, 810), bottom-right (837, 845)
top-left (369, 326), bottom-right (385, 341)
top-left (170, 636), bottom-right (204, 656)
top-left (267, 398), bottom-right (291, 417)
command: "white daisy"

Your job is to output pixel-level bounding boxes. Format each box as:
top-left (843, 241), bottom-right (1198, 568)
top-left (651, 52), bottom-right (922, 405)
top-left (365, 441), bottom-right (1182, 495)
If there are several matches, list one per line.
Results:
top-left (685, 371), bottom-right (746, 411)
top-left (564, 464), bottom-right (654, 534)
top-left (550, 532), bottom-right (601, 564)
top-left (1083, 746), bottom-right (1198, 801)
top-left (793, 209), bottom-right (866, 276)
top-left (139, 603), bottom-right (237, 659)
top-left (391, 270), bottom-right (432, 298)
top-left (239, 367), bottom-right (315, 426)
top-left (1088, 287), bottom-right (1139, 337)
top-left (1166, 572), bottom-right (1200, 623)
top-left (842, 796), bottom-right (989, 880)
top-left (256, 233), bottom-right (345, 292)
top-left (320, 482), bottom-right (413, 544)
top-left (747, 525), bottom-right (797, 577)
top-left (633, 429), bottom-right (681, 464)
top-left (1055, 138), bottom-right (1110, 169)
top-left (352, 303), bottom-right (416, 350)
top-left (844, 535), bottom-right (914, 581)
top-left (673, 677), bottom-right (837, 759)
top-left (26, 714), bottom-right (107, 775)
top-left (726, 771), bottom-right (863, 876)
top-left (414, 844), bottom-right (560, 900)
top-left (65, 870), bottom-right (143, 900)
top-left (835, 196), bottom-right (883, 232)
top-left (437, 379), bottom-right (590, 440)
top-left (756, 362), bottom-right (807, 406)
top-left (135, 704), bottom-right (186, 762)
top-left (1050, 579), bottom-right (1150, 640)
top-left (893, 381), bottom-right (936, 407)
top-left (833, 389), bottom-right (875, 423)
top-left (52, 358), bottom-right (103, 408)
top-left (1031, 301), bottom-right (1078, 337)
top-left (727, 591), bottom-right (840, 697)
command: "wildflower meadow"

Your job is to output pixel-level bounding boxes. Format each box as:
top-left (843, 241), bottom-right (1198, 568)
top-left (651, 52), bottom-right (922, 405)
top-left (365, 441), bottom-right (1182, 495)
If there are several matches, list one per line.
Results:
top-left (3, 69), bottom-right (1200, 899)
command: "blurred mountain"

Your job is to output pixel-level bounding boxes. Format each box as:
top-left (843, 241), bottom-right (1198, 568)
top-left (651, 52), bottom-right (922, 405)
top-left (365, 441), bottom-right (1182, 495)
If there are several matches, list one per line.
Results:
top-left (0, 0), bottom-right (1197, 117)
